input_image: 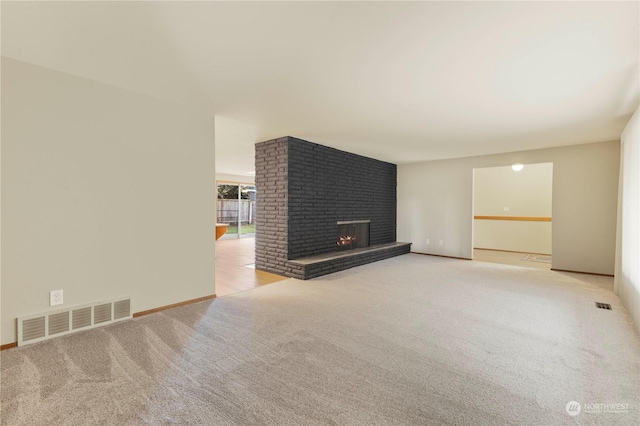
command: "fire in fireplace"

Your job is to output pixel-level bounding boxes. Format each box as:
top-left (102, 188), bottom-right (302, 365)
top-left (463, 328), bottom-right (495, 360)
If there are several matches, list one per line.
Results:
top-left (336, 220), bottom-right (370, 251)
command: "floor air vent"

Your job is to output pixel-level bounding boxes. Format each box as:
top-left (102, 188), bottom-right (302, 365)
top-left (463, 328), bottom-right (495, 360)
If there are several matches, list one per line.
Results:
top-left (595, 302), bottom-right (612, 310)
top-left (17, 296), bottom-right (132, 347)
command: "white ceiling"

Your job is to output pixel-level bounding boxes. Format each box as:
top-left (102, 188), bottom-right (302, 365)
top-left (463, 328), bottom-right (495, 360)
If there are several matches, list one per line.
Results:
top-left (2, 1), bottom-right (638, 176)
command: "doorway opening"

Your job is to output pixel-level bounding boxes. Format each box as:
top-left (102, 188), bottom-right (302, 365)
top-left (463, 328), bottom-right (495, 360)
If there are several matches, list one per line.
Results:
top-left (472, 162), bottom-right (553, 269)
top-left (215, 180), bottom-right (287, 297)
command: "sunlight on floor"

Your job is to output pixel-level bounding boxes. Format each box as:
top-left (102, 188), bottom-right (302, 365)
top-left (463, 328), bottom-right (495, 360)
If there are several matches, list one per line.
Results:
top-left (215, 238), bottom-right (287, 297)
top-left (473, 249), bottom-right (552, 270)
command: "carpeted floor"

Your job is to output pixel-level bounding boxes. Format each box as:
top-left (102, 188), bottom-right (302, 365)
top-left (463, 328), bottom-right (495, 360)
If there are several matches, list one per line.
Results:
top-left (2, 254), bottom-right (639, 425)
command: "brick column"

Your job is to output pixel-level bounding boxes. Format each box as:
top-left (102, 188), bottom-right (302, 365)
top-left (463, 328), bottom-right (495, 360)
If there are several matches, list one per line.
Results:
top-left (255, 138), bottom-right (289, 275)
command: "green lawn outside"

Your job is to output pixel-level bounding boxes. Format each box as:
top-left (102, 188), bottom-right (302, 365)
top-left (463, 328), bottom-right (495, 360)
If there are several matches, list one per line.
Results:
top-left (226, 224), bottom-right (256, 235)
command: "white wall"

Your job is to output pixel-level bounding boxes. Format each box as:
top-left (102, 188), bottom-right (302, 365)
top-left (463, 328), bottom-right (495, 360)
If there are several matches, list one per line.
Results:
top-left (214, 116), bottom-right (259, 177)
top-left (474, 163), bottom-right (552, 254)
top-left (474, 221), bottom-right (552, 255)
top-left (216, 173), bottom-right (255, 185)
top-left (615, 106), bottom-right (639, 333)
top-left (398, 140), bottom-right (620, 275)
top-left (1, 58), bottom-right (216, 345)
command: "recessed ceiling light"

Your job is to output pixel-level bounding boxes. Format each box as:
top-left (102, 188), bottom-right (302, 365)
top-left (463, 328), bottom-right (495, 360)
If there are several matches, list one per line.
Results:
top-left (512, 163), bottom-right (524, 171)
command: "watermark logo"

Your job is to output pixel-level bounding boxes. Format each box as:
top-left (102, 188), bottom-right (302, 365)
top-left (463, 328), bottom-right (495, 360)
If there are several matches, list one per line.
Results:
top-left (566, 400), bottom-right (630, 416)
top-left (583, 402), bottom-right (630, 414)
top-left (566, 401), bottom-right (581, 417)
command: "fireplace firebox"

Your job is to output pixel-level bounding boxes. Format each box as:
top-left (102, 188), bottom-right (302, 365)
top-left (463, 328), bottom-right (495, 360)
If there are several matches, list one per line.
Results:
top-left (336, 220), bottom-right (370, 251)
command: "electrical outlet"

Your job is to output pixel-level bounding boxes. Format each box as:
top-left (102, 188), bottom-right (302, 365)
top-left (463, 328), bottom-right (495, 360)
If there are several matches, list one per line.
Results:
top-left (439, 240), bottom-right (444, 246)
top-left (504, 207), bottom-right (510, 212)
top-left (50, 290), bottom-right (63, 306)
top-left (425, 238), bottom-right (430, 244)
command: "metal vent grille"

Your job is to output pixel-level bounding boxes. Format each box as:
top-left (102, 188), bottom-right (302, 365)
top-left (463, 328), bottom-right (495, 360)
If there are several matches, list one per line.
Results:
top-left (94, 303), bottom-right (112, 324)
top-left (17, 296), bottom-right (132, 346)
top-left (595, 302), bottom-right (612, 310)
top-left (48, 312), bottom-right (70, 336)
top-left (114, 300), bottom-right (131, 320)
top-left (22, 317), bottom-right (46, 342)
top-left (72, 307), bottom-right (92, 330)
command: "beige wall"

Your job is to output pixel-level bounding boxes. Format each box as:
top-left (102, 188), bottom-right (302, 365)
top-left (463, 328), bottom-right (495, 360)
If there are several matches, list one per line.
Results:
top-left (398, 140), bottom-right (620, 275)
top-left (474, 163), bottom-right (553, 254)
top-left (1, 58), bottom-right (216, 345)
top-left (615, 106), bottom-right (639, 333)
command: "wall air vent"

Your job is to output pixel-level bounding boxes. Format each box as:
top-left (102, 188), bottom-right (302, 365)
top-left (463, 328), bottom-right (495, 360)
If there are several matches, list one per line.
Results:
top-left (595, 302), bottom-right (612, 310)
top-left (48, 312), bottom-right (70, 336)
top-left (21, 317), bottom-right (46, 343)
top-left (72, 307), bottom-right (92, 330)
top-left (17, 296), bottom-right (132, 347)
top-left (114, 299), bottom-right (131, 320)
top-left (94, 303), bottom-right (112, 324)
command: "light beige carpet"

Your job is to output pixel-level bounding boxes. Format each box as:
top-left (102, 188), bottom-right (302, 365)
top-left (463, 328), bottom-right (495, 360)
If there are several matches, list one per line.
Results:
top-left (2, 254), bottom-right (638, 425)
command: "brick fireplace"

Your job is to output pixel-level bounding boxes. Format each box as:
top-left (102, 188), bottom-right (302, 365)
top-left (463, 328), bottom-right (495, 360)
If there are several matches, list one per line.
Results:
top-left (336, 220), bottom-right (370, 251)
top-left (255, 136), bottom-right (410, 279)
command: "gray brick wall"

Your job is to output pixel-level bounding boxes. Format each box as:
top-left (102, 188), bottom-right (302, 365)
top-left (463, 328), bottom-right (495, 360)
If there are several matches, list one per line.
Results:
top-left (255, 138), bottom-right (289, 275)
top-left (287, 137), bottom-right (397, 259)
top-left (255, 136), bottom-right (402, 279)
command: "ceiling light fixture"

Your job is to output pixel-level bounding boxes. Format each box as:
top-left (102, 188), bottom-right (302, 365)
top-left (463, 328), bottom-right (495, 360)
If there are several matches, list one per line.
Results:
top-left (512, 163), bottom-right (524, 171)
